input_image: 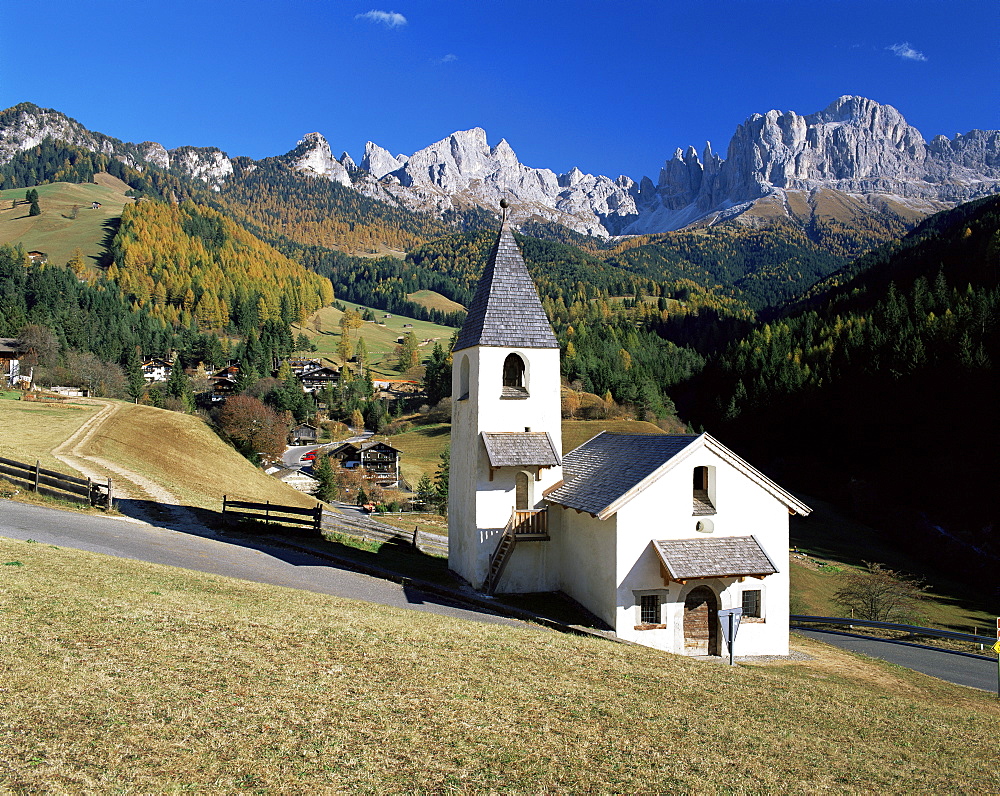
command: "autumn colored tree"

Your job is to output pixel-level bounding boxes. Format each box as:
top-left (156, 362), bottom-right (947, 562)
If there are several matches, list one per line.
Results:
top-left (215, 395), bottom-right (288, 464)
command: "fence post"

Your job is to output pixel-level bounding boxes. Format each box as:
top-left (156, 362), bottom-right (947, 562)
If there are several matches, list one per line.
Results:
top-left (33, 460), bottom-right (40, 493)
top-left (265, 501), bottom-right (270, 527)
top-left (222, 495), bottom-right (228, 528)
top-left (106, 477), bottom-right (113, 511)
top-left (314, 503), bottom-right (322, 536)
top-left (86, 476), bottom-right (93, 507)
top-left (412, 525), bottom-right (419, 549)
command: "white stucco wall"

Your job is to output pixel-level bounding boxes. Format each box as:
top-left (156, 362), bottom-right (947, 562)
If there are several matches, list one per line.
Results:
top-left (610, 443), bottom-right (790, 656)
top-left (553, 507), bottom-right (618, 627)
top-left (449, 345), bottom-right (563, 590)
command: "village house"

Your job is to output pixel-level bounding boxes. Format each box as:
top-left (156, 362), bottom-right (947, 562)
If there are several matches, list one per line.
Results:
top-left (264, 464), bottom-right (318, 493)
top-left (141, 357), bottom-right (173, 383)
top-left (299, 365), bottom-right (339, 394)
top-left (210, 375), bottom-right (236, 403)
top-left (0, 338), bottom-right (24, 387)
top-left (290, 423), bottom-right (319, 445)
top-left (328, 440), bottom-right (402, 488)
top-left (286, 357), bottom-right (323, 376)
top-left (27, 251), bottom-right (47, 265)
top-left (448, 205), bottom-right (810, 657)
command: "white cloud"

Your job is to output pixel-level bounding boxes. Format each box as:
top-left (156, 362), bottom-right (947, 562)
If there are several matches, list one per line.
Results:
top-left (434, 53), bottom-right (458, 64)
top-left (355, 10), bottom-right (407, 28)
top-left (887, 42), bottom-right (927, 62)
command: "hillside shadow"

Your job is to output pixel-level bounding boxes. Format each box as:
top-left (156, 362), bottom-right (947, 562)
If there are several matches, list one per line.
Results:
top-left (96, 217), bottom-right (121, 268)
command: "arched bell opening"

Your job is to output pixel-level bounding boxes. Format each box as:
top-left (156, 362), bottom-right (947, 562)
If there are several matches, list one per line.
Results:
top-left (501, 353), bottom-right (528, 398)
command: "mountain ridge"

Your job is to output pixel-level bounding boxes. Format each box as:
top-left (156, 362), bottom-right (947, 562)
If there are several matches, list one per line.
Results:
top-left (1, 98), bottom-right (998, 243)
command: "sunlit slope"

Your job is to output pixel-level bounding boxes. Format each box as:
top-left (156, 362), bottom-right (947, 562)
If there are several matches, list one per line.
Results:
top-left (1, 538), bottom-right (997, 792)
top-left (86, 402), bottom-right (317, 511)
top-left (0, 174), bottom-right (133, 269)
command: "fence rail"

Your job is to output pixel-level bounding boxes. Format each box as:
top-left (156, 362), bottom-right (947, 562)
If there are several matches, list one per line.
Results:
top-left (222, 496), bottom-right (323, 536)
top-left (0, 455), bottom-right (112, 508)
top-left (791, 614), bottom-right (997, 659)
top-left (321, 510), bottom-right (448, 556)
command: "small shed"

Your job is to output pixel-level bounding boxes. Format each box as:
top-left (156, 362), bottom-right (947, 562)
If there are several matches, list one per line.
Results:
top-left (291, 423), bottom-right (319, 445)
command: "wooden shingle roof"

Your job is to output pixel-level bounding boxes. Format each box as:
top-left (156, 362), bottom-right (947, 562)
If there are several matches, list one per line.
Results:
top-left (545, 432), bottom-right (811, 520)
top-left (653, 536), bottom-right (778, 580)
top-left (482, 432), bottom-right (561, 468)
top-left (453, 219), bottom-right (559, 352)
top-left (545, 433), bottom-right (699, 519)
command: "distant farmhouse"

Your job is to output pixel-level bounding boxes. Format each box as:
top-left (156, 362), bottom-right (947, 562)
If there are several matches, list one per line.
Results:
top-left (26, 251), bottom-right (47, 265)
top-left (141, 357), bottom-right (172, 383)
top-left (265, 464), bottom-right (318, 493)
top-left (0, 338), bottom-right (24, 387)
top-left (299, 365), bottom-right (339, 394)
top-left (329, 440), bottom-right (402, 488)
top-left (449, 208), bottom-right (810, 657)
top-left (286, 357), bottom-right (323, 376)
top-left (290, 423), bottom-right (319, 445)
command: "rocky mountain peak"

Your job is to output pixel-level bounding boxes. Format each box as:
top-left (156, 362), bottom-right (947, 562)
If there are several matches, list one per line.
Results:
top-left (361, 141), bottom-right (406, 179)
top-left (285, 132), bottom-right (351, 187)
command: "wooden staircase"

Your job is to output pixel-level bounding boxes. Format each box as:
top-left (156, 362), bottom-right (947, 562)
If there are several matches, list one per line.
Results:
top-left (483, 509), bottom-right (548, 594)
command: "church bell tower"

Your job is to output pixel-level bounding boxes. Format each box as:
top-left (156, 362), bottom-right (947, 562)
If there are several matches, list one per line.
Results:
top-left (448, 201), bottom-right (563, 592)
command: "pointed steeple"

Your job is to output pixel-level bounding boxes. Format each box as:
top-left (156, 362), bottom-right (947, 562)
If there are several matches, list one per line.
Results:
top-left (453, 203), bottom-right (559, 352)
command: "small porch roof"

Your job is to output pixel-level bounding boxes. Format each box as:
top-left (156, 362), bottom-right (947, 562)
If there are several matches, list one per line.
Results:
top-left (653, 535), bottom-right (778, 581)
top-left (481, 432), bottom-right (561, 468)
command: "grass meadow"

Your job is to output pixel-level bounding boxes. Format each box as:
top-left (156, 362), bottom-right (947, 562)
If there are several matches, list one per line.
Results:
top-left (0, 174), bottom-right (134, 270)
top-left (0, 537), bottom-right (997, 793)
top-left (0, 398), bottom-right (98, 474)
top-left (293, 301), bottom-right (457, 379)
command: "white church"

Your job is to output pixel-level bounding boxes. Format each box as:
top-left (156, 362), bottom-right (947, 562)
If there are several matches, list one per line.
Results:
top-left (448, 207), bottom-right (811, 657)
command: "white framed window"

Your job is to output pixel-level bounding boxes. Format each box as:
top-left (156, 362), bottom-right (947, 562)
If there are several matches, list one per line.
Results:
top-left (633, 589), bottom-right (668, 628)
top-left (741, 589), bottom-right (763, 620)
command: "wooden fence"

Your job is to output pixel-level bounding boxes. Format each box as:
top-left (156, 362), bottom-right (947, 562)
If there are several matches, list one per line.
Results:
top-left (221, 496), bottom-right (323, 536)
top-left (0, 455), bottom-right (112, 508)
top-left (320, 509), bottom-right (448, 556)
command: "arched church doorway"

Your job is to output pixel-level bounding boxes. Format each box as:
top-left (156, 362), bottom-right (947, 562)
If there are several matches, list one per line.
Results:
top-left (683, 585), bottom-right (719, 655)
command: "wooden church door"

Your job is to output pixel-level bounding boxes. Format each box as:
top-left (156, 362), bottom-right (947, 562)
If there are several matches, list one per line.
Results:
top-left (683, 586), bottom-right (719, 655)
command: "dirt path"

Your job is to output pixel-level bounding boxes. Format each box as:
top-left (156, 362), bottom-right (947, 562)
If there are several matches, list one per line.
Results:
top-left (52, 399), bottom-right (207, 532)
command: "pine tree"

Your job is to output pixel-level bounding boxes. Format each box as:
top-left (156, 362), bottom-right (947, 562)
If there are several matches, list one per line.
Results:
top-left (125, 349), bottom-right (146, 403)
top-left (434, 445), bottom-right (450, 516)
top-left (312, 454), bottom-right (337, 502)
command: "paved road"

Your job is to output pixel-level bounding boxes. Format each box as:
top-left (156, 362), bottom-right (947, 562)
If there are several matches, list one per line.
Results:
top-left (0, 500), bottom-right (520, 628)
top-left (795, 628), bottom-right (998, 692)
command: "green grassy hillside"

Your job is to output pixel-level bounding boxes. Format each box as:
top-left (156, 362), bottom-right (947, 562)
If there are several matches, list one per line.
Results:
top-left (0, 174), bottom-right (133, 269)
top-left (1, 539), bottom-right (997, 792)
top-left (294, 300), bottom-right (456, 378)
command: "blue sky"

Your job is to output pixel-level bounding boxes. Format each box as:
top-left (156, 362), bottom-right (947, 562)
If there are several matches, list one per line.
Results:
top-left (2, 1), bottom-right (997, 180)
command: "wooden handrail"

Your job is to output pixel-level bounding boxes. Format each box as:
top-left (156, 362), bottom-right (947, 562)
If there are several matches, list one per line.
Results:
top-left (510, 508), bottom-right (547, 535)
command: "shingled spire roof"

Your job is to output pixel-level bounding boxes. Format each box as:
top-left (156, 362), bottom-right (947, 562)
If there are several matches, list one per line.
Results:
top-left (453, 208), bottom-right (559, 352)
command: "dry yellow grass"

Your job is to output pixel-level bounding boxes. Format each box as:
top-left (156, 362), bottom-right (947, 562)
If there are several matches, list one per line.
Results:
top-left (86, 403), bottom-right (316, 511)
top-left (561, 418), bottom-right (665, 453)
top-left (0, 397), bottom-right (98, 475)
top-left (0, 538), bottom-right (997, 793)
